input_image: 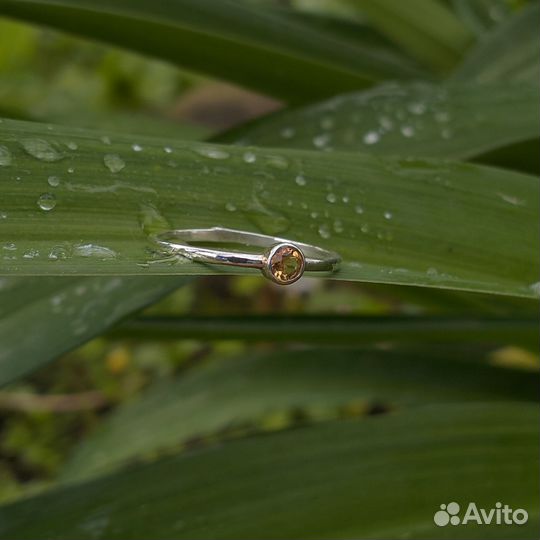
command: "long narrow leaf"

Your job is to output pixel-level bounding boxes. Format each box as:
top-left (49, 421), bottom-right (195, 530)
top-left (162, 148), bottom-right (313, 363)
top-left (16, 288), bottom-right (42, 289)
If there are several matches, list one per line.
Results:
top-left (451, 1), bottom-right (540, 84)
top-left (0, 118), bottom-right (538, 299)
top-left (113, 315), bottom-right (538, 347)
top-left (0, 403), bottom-right (537, 539)
top-left (60, 348), bottom-right (539, 483)
top-left (342, 0), bottom-right (472, 72)
top-left (222, 82), bottom-right (539, 160)
top-left (0, 276), bottom-right (189, 386)
top-left (0, 0), bottom-right (426, 103)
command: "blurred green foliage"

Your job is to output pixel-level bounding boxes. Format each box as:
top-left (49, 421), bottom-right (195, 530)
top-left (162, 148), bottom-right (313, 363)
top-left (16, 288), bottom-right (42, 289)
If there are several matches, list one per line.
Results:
top-left (0, 1), bottom-right (537, 537)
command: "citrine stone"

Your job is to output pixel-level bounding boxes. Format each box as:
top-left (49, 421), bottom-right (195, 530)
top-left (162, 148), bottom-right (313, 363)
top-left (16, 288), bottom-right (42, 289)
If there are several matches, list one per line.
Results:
top-left (269, 245), bottom-right (304, 284)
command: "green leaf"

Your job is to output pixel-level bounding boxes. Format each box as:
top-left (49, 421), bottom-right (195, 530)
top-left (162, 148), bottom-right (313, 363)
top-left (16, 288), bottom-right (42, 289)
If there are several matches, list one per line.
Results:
top-left (59, 348), bottom-right (539, 483)
top-left (451, 0), bottom-right (511, 38)
top-left (0, 276), bottom-right (189, 387)
top-left (451, 1), bottom-right (540, 84)
top-left (113, 315), bottom-right (539, 348)
top-left (341, 0), bottom-right (472, 73)
top-left (1, 403), bottom-right (538, 538)
top-left (221, 82), bottom-right (539, 161)
top-left (0, 118), bottom-right (538, 298)
top-left (0, 0), bottom-right (426, 104)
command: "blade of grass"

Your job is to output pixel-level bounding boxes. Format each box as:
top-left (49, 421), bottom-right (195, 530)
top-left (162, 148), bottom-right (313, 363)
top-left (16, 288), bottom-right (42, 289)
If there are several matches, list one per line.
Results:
top-left (0, 118), bottom-right (538, 299)
top-left (0, 403), bottom-right (537, 539)
top-left (0, 0), bottom-right (426, 104)
top-left (451, 0), bottom-right (511, 37)
top-left (341, 0), bottom-right (472, 73)
top-left (451, 1), bottom-right (540, 84)
top-left (220, 82), bottom-right (539, 163)
top-left (112, 315), bottom-right (538, 348)
top-left (59, 348), bottom-right (539, 483)
top-left (0, 276), bottom-right (190, 386)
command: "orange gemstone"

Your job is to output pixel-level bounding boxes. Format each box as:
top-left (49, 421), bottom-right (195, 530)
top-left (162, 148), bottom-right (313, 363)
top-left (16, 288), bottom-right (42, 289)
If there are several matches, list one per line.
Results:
top-left (269, 245), bottom-right (304, 284)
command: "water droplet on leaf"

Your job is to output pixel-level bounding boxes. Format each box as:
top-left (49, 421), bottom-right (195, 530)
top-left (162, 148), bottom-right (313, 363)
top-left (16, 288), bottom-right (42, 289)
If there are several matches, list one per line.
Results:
top-left (21, 138), bottom-right (64, 162)
top-left (196, 147), bottom-right (230, 160)
top-left (0, 145), bottom-right (12, 166)
top-left (400, 126), bottom-right (415, 138)
top-left (103, 154), bottom-right (125, 173)
top-left (295, 174), bottom-right (307, 186)
top-left (318, 224), bottom-right (331, 239)
top-left (363, 131), bottom-right (380, 145)
top-left (37, 193), bottom-right (57, 211)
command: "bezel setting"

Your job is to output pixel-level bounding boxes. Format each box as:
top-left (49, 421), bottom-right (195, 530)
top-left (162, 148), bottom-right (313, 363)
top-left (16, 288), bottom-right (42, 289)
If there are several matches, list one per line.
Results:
top-left (262, 243), bottom-right (306, 285)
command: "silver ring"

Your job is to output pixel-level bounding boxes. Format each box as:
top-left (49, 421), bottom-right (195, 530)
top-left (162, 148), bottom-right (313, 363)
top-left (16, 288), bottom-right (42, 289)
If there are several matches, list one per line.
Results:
top-left (152, 227), bottom-right (341, 285)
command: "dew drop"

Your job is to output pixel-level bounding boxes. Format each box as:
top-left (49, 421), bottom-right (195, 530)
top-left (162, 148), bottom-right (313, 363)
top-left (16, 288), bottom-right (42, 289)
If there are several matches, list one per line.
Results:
top-left (407, 102), bottom-right (426, 115)
top-left (379, 116), bottom-right (394, 130)
top-left (3, 242), bottom-right (16, 251)
top-left (497, 192), bottom-right (525, 206)
top-left (529, 282), bottom-right (540, 298)
top-left (318, 224), bottom-right (331, 239)
top-left (23, 248), bottom-right (39, 259)
top-left (48, 245), bottom-right (68, 260)
top-left (342, 196), bottom-right (349, 204)
top-left (164, 146), bottom-right (173, 154)
top-left (326, 193), bottom-right (337, 203)
top-left (295, 174), bottom-right (307, 186)
top-left (139, 203), bottom-right (171, 237)
top-left (355, 205), bottom-right (364, 214)
top-left (103, 154), bottom-right (125, 173)
top-left (47, 175), bottom-right (60, 187)
top-left (384, 211), bottom-right (393, 220)
top-left (196, 147), bottom-right (230, 160)
top-left (225, 202), bottom-right (237, 212)
top-left (132, 143), bottom-right (143, 152)
top-left (266, 155), bottom-right (289, 169)
top-left (333, 219), bottom-right (344, 233)
top-left (66, 141), bottom-right (78, 150)
top-left (313, 134), bottom-right (330, 148)
top-left (100, 135), bottom-right (112, 145)
top-left (363, 131), bottom-right (380, 145)
top-left (37, 193), bottom-right (57, 211)
top-left (67, 167), bottom-right (75, 174)
top-left (0, 145), bottom-right (12, 166)
top-left (400, 125), bottom-right (415, 138)
top-left (0, 211), bottom-right (7, 219)
top-left (243, 151), bottom-right (257, 164)
top-left (21, 139), bottom-right (64, 162)
top-left (74, 243), bottom-right (117, 259)
top-left (361, 224), bottom-right (370, 233)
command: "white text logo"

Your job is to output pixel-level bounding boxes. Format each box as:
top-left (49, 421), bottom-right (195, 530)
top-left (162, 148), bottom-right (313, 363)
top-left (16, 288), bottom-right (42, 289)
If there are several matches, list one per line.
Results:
top-left (434, 502), bottom-right (528, 527)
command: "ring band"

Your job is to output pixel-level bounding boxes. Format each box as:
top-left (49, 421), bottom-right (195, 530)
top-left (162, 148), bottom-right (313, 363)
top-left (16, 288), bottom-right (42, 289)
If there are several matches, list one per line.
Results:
top-left (152, 227), bottom-right (341, 285)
